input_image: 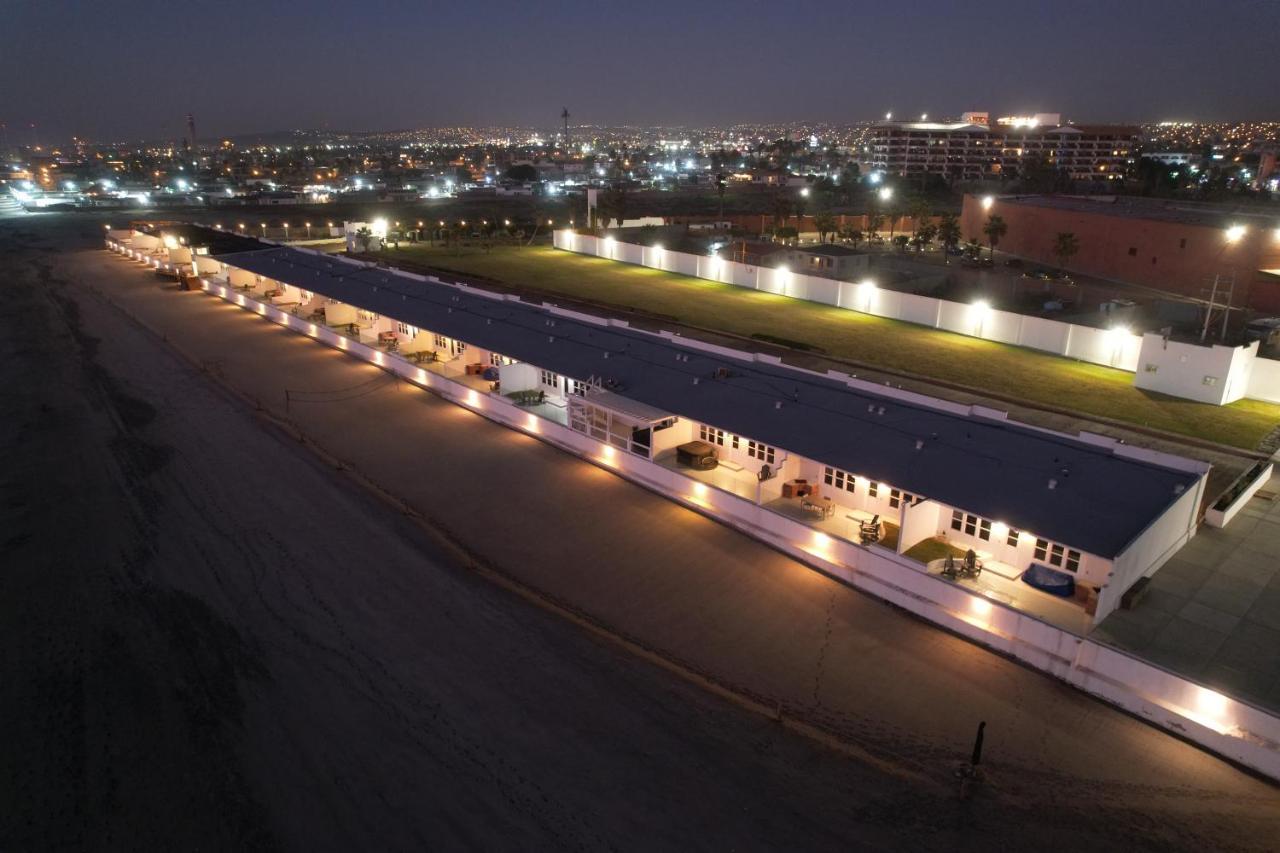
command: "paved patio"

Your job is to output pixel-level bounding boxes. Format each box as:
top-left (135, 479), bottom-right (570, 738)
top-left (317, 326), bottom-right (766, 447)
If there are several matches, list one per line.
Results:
top-left (1095, 469), bottom-right (1280, 713)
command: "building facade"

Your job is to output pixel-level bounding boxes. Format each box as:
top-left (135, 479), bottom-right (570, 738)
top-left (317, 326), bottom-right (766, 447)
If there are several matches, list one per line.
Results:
top-left (867, 116), bottom-right (1138, 183)
top-left (959, 194), bottom-right (1280, 312)
top-left (115, 228), bottom-right (1213, 636)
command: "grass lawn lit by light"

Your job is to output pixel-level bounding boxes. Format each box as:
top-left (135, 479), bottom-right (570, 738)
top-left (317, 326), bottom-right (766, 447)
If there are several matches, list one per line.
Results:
top-left (378, 243), bottom-right (1280, 450)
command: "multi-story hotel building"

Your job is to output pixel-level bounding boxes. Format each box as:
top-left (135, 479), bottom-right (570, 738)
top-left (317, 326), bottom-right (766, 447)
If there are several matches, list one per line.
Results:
top-left (867, 112), bottom-right (1138, 183)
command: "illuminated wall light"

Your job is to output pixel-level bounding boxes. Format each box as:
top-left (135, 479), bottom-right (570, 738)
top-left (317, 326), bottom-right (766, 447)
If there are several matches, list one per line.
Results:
top-left (467, 389), bottom-right (480, 407)
top-left (1225, 224), bottom-right (1246, 243)
top-left (981, 195), bottom-right (995, 210)
top-left (600, 445), bottom-right (618, 465)
top-left (691, 481), bottom-right (709, 503)
top-left (991, 521), bottom-right (1009, 539)
top-left (858, 279), bottom-right (875, 310)
top-left (525, 413), bottom-right (540, 432)
top-left (373, 351), bottom-right (383, 365)
top-left (970, 596), bottom-right (992, 618)
top-left (1196, 685), bottom-right (1229, 720)
top-left (416, 368), bottom-right (429, 385)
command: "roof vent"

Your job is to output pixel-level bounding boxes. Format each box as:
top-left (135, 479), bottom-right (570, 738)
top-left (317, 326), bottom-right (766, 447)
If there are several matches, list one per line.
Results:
top-left (602, 351), bottom-right (610, 358)
top-left (1048, 478), bottom-right (1058, 490)
top-left (867, 404), bottom-right (875, 413)
top-left (877, 406), bottom-right (886, 416)
top-left (548, 336), bottom-right (555, 343)
top-left (915, 439), bottom-right (924, 450)
top-left (775, 400), bottom-right (783, 410)
top-left (1174, 484), bottom-right (1185, 495)
top-left (693, 377), bottom-right (700, 385)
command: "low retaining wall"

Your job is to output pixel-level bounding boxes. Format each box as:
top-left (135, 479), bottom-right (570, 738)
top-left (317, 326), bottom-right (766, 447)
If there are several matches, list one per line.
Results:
top-left (106, 237), bottom-right (1280, 782)
top-left (1205, 462), bottom-right (1275, 528)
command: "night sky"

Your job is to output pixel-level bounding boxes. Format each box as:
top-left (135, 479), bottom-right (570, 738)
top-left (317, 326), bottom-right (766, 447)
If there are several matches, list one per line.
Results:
top-left (2, 0), bottom-right (1275, 143)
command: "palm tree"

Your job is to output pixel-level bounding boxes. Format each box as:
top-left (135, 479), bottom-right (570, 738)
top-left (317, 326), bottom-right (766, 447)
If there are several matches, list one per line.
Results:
top-left (1053, 232), bottom-right (1080, 273)
top-left (982, 214), bottom-right (1008, 261)
top-left (910, 200), bottom-right (932, 238)
top-left (354, 226), bottom-right (373, 253)
top-left (813, 212), bottom-right (837, 243)
top-left (865, 213), bottom-right (884, 241)
top-left (916, 221), bottom-right (938, 252)
top-left (936, 214), bottom-right (960, 262)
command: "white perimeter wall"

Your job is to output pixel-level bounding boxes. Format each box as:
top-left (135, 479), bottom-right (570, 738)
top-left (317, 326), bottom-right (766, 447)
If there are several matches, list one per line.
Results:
top-left (1246, 355), bottom-right (1280, 404)
top-left (556, 231), bottom-right (1280, 406)
top-left (560, 231), bottom-right (1144, 374)
top-left (1134, 334), bottom-right (1261, 405)
top-left (106, 238), bottom-right (1280, 781)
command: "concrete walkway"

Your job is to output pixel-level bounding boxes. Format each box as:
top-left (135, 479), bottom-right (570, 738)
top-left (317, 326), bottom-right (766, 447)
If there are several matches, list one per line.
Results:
top-left (66, 247), bottom-right (1280, 830)
top-left (1097, 469), bottom-right (1280, 713)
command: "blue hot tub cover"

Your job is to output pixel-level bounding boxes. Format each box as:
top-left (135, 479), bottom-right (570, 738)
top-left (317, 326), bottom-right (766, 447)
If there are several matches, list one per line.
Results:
top-left (1022, 563), bottom-right (1076, 598)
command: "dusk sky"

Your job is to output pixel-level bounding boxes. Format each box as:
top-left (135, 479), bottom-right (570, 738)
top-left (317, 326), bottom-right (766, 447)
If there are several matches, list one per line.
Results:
top-left (3, 0), bottom-right (1275, 143)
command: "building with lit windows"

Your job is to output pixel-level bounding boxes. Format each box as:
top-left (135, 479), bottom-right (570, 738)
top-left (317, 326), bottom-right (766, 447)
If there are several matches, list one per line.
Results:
top-left (867, 112), bottom-right (1138, 183)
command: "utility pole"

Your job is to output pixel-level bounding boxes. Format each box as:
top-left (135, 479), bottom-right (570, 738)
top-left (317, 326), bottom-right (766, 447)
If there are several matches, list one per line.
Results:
top-left (561, 107), bottom-right (570, 151)
top-left (1200, 274), bottom-right (1220, 344)
top-left (1220, 273), bottom-right (1235, 342)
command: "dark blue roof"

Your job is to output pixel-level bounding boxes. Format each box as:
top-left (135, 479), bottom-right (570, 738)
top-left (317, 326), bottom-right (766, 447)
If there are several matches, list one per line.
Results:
top-left (212, 245), bottom-right (1203, 558)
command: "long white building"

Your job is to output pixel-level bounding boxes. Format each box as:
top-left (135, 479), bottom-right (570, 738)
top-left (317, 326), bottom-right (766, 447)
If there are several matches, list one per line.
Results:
top-left (137, 231), bottom-right (1209, 635)
top-left (106, 226), bottom-right (1280, 782)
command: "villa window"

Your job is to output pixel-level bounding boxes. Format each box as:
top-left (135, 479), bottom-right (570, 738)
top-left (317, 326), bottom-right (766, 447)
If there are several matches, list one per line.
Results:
top-left (434, 333), bottom-right (448, 348)
top-left (699, 424), bottom-right (725, 446)
top-left (570, 379), bottom-right (589, 396)
top-left (868, 481), bottom-right (880, 499)
top-left (540, 369), bottom-right (560, 388)
top-left (1034, 538), bottom-right (1081, 572)
top-left (951, 511), bottom-right (991, 541)
top-left (746, 441), bottom-right (775, 464)
top-left (889, 489), bottom-right (917, 509)
top-left (823, 466), bottom-right (855, 494)
top-left (1006, 528), bottom-right (1021, 547)
top-left (490, 352), bottom-right (514, 367)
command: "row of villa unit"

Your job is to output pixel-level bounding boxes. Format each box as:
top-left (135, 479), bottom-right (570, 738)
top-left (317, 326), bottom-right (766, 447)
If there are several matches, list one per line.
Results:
top-left (106, 224), bottom-right (1214, 636)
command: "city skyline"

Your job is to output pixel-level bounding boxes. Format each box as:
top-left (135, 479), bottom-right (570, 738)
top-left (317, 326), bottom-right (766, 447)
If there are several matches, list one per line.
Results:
top-left (3, 0), bottom-right (1277, 142)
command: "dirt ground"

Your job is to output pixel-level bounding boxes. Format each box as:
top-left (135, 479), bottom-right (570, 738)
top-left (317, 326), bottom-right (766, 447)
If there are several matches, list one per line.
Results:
top-left (2, 214), bottom-right (1279, 851)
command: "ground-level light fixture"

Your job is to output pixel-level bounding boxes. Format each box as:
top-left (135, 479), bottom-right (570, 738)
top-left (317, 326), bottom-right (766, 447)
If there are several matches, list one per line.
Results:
top-left (878, 187), bottom-right (893, 201)
top-left (1225, 224), bottom-right (1246, 243)
top-left (800, 187), bottom-right (810, 197)
top-left (981, 195), bottom-right (995, 210)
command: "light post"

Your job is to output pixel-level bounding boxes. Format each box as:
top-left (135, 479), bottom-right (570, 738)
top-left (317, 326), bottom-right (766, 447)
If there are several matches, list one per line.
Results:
top-left (305, 221), bottom-right (312, 239)
top-left (260, 222), bottom-right (267, 237)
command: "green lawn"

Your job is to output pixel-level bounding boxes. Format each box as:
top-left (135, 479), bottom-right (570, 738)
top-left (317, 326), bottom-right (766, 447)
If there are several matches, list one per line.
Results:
top-left (376, 243), bottom-right (1280, 450)
top-left (902, 538), bottom-right (968, 565)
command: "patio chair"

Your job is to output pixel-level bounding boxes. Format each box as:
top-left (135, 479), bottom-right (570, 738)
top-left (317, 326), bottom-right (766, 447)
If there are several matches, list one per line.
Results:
top-left (941, 554), bottom-right (958, 579)
top-left (960, 549), bottom-right (982, 579)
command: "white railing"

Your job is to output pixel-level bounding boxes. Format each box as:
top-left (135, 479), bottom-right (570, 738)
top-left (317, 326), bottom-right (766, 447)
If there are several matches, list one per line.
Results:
top-left (555, 231), bottom-right (1144, 373)
top-left (107, 239), bottom-right (1280, 781)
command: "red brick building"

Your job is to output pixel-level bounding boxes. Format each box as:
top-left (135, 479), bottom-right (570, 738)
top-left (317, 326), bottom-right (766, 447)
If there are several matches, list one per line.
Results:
top-left (959, 195), bottom-right (1280, 312)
